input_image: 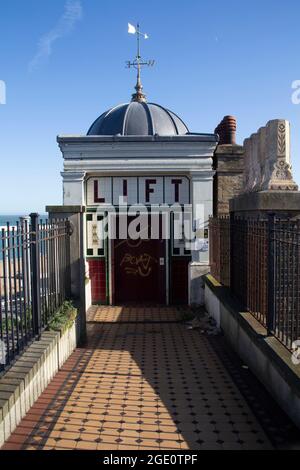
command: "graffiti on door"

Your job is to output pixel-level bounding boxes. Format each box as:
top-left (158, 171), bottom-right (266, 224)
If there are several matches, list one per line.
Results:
top-left (120, 253), bottom-right (158, 277)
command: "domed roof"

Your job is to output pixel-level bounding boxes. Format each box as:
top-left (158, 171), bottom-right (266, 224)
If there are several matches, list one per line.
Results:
top-left (87, 102), bottom-right (189, 136)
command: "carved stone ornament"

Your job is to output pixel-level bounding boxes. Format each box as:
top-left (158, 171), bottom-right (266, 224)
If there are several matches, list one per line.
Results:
top-left (242, 119), bottom-right (298, 193)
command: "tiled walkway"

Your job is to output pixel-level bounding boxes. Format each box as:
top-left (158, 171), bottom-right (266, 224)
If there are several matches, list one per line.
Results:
top-left (87, 305), bottom-right (183, 323)
top-left (2, 306), bottom-right (274, 450)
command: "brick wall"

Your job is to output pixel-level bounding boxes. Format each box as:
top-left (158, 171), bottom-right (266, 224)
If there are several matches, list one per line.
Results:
top-left (213, 144), bottom-right (244, 216)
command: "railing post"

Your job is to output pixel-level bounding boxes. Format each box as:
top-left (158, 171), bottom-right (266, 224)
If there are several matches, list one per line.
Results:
top-left (267, 213), bottom-right (276, 335)
top-left (208, 216), bottom-right (213, 275)
top-left (20, 217), bottom-right (30, 305)
top-left (65, 219), bottom-right (72, 299)
top-left (29, 213), bottom-right (41, 339)
top-left (229, 212), bottom-right (235, 291)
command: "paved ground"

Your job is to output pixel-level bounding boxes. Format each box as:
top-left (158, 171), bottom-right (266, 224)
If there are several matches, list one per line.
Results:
top-left (87, 305), bottom-right (183, 323)
top-left (2, 306), bottom-right (298, 451)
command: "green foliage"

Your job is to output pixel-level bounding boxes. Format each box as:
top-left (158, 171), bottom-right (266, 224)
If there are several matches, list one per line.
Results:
top-left (1, 307), bottom-right (32, 335)
top-left (48, 301), bottom-right (77, 333)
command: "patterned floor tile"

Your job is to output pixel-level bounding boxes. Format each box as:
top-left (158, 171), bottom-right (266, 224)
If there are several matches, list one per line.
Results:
top-left (2, 305), bottom-right (298, 451)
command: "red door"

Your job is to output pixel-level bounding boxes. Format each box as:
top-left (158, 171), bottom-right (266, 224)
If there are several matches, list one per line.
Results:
top-left (113, 216), bottom-right (166, 304)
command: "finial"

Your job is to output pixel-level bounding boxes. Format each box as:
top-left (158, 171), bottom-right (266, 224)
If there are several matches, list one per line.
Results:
top-left (126, 23), bottom-right (155, 103)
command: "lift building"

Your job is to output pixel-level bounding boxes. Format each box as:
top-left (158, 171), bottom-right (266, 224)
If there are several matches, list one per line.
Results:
top-left (52, 30), bottom-right (243, 309)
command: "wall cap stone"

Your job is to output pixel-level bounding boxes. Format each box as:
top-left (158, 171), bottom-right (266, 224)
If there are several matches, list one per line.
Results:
top-left (46, 205), bottom-right (86, 214)
top-left (215, 144), bottom-right (244, 156)
top-left (230, 190), bottom-right (300, 213)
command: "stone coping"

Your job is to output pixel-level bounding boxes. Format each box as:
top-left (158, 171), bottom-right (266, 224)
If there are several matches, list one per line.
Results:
top-left (46, 205), bottom-right (86, 214)
top-left (204, 274), bottom-right (300, 397)
top-left (230, 191), bottom-right (300, 213)
top-left (215, 144), bottom-right (244, 155)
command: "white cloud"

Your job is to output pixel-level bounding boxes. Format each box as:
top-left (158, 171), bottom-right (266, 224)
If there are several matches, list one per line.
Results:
top-left (29, 0), bottom-right (82, 72)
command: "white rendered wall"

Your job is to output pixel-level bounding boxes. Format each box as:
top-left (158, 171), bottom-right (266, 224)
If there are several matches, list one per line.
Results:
top-left (59, 137), bottom-right (217, 306)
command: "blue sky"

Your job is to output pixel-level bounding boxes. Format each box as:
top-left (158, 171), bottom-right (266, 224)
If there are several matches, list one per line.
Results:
top-left (1, 0), bottom-right (300, 213)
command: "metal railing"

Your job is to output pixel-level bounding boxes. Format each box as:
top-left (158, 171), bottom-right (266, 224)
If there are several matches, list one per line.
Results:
top-left (209, 216), bottom-right (230, 287)
top-left (209, 214), bottom-right (300, 350)
top-left (271, 218), bottom-right (300, 349)
top-left (0, 214), bottom-right (71, 374)
top-left (230, 217), bottom-right (268, 327)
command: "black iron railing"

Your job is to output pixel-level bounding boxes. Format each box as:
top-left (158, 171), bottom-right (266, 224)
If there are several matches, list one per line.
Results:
top-left (209, 215), bottom-right (300, 350)
top-left (0, 214), bottom-right (71, 374)
top-left (230, 217), bottom-right (269, 327)
top-left (271, 218), bottom-right (300, 349)
top-left (209, 216), bottom-right (230, 287)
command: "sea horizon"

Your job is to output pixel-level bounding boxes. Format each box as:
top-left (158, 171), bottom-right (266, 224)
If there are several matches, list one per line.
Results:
top-left (0, 214), bottom-right (47, 228)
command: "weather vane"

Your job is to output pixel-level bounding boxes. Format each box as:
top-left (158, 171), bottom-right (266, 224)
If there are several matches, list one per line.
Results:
top-left (126, 23), bottom-right (155, 103)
